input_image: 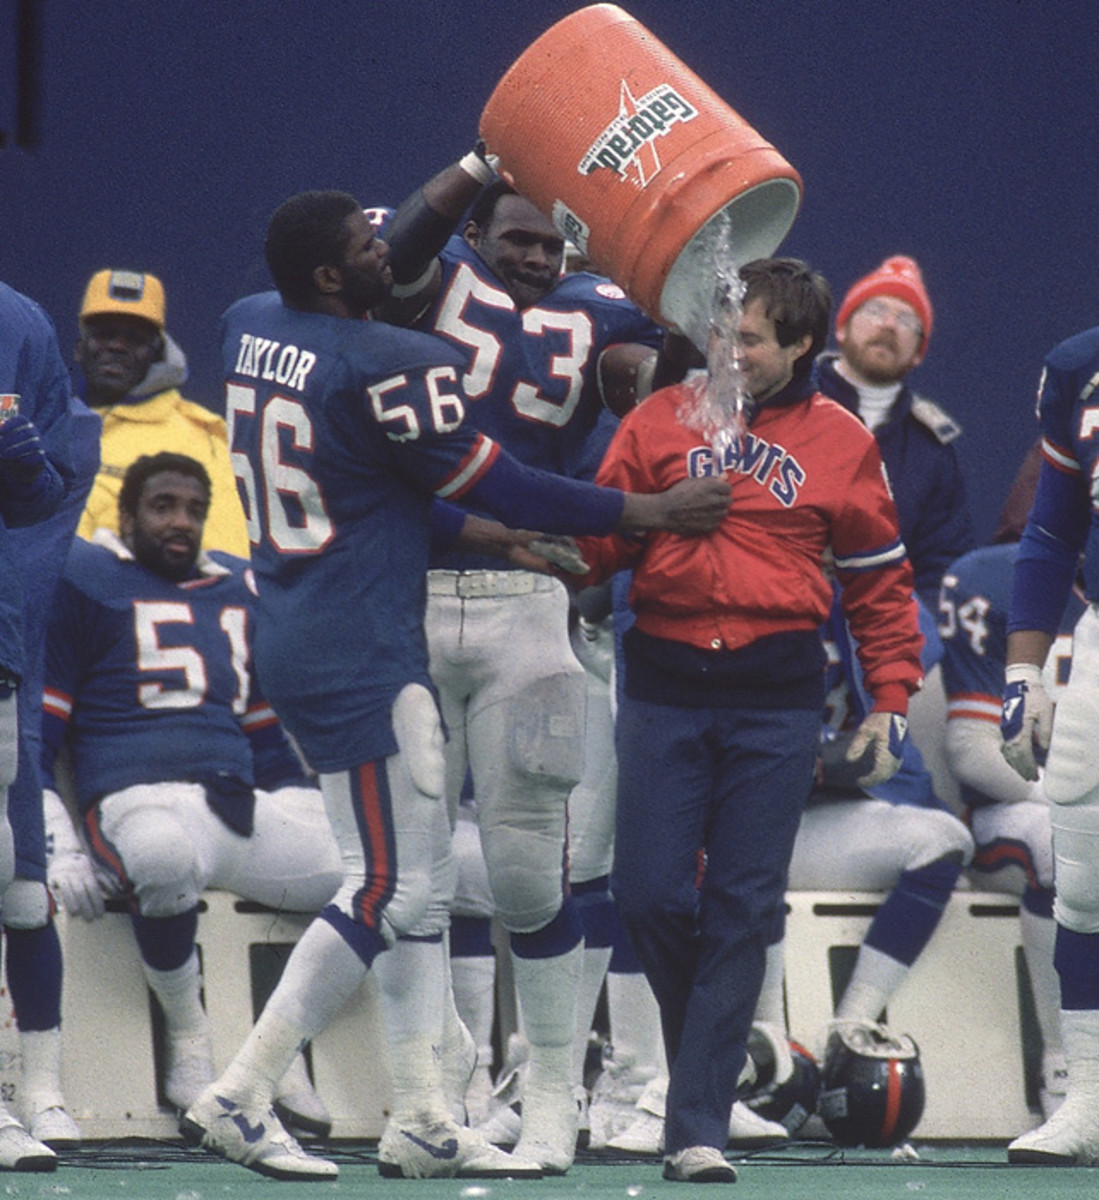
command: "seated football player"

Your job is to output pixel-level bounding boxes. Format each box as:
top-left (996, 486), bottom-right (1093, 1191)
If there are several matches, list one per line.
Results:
top-left (41, 453), bottom-right (342, 1135)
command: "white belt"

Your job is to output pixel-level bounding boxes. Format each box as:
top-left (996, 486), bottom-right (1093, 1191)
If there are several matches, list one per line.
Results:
top-left (426, 570), bottom-right (557, 599)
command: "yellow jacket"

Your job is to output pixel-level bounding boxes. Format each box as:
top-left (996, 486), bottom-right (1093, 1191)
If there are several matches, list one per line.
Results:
top-left (78, 389), bottom-right (250, 558)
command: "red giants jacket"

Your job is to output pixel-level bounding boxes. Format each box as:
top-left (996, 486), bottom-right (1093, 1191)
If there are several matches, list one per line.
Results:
top-left (576, 378), bottom-right (924, 713)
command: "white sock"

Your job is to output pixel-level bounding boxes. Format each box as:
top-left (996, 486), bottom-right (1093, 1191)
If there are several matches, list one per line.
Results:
top-left (218, 1008), bottom-right (310, 1109)
top-left (754, 940), bottom-right (787, 1028)
top-left (1021, 908), bottom-right (1063, 1059)
top-left (374, 939), bottom-right (451, 1117)
top-left (450, 954), bottom-right (496, 1071)
top-left (605, 970), bottom-right (666, 1075)
top-left (20, 1028), bottom-right (64, 1111)
top-left (142, 949), bottom-right (208, 1038)
top-left (573, 945), bottom-right (612, 1086)
top-left (511, 943), bottom-right (582, 1092)
top-left (834, 945), bottom-right (909, 1023)
top-left (1063, 1009), bottom-right (1099, 1094)
top-left (217, 918), bottom-right (368, 1107)
top-left (374, 938), bottom-right (445, 1044)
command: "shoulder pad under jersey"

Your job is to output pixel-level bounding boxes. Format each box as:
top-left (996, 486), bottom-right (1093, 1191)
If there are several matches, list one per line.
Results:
top-left (909, 395), bottom-right (962, 444)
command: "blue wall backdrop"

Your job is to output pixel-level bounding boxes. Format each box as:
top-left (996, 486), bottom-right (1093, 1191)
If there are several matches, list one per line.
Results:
top-left (3, 0), bottom-right (1098, 544)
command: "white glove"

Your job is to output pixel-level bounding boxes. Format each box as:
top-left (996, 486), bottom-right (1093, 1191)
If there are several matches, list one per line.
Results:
top-left (1001, 662), bottom-right (1053, 782)
top-left (845, 711), bottom-right (908, 788)
top-left (44, 789), bottom-right (107, 921)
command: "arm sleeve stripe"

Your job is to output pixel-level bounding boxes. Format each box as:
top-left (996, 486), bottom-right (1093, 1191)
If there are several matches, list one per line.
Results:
top-left (834, 538), bottom-right (908, 573)
top-left (435, 435), bottom-right (500, 500)
top-left (42, 687), bottom-right (72, 721)
top-left (241, 704), bottom-right (279, 731)
top-left (1041, 437), bottom-right (1081, 475)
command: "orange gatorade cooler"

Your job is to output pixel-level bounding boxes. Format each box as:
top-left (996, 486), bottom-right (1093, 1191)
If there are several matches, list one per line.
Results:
top-left (480, 3), bottom-right (802, 348)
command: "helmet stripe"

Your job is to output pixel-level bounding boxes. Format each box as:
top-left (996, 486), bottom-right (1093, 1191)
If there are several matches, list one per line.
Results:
top-left (881, 1058), bottom-right (903, 1142)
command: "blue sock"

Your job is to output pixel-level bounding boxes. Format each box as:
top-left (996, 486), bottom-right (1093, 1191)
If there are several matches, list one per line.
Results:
top-left (863, 855), bottom-right (963, 966)
top-left (4, 923), bottom-right (62, 1031)
top-left (511, 895), bottom-right (583, 960)
top-left (131, 907), bottom-right (199, 972)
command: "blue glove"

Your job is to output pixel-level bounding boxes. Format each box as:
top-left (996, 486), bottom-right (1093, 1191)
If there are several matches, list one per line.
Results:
top-left (0, 413), bottom-right (47, 479)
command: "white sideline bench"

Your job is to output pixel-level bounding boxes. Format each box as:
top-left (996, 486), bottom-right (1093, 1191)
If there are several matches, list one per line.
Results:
top-left (0, 888), bottom-right (1040, 1140)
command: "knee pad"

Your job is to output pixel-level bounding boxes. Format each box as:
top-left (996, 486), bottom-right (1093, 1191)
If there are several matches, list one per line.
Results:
top-left (481, 827), bottom-right (565, 933)
top-left (392, 683), bottom-right (446, 800)
top-left (509, 671), bottom-right (586, 790)
top-left (896, 807), bottom-right (974, 873)
top-left (1, 878), bottom-right (49, 930)
top-left (1052, 793), bottom-right (1099, 933)
top-left (117, 815), bottom-right (201, 917)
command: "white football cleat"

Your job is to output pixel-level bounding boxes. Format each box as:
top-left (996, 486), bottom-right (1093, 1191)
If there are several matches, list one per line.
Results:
top-left (727, 1099), bottom-right (789, 1148)
top-left (27, 1103), bottom-right (80, 1147)
top-left (1008, 1094), bottom-right (1099, 1165)
top-left (663, 1145), bottom-right (737, 1183)
top-left (0, 1112), bottom-right (56, 1172)
top-left (606, 1072), bottom-right (666, 1155)
top-left (164, 1031), bottom-right (216, 1112)
top-left (378, 1114), bottom-right (542, 1179)
top-left (608, 1109), bottom-right (664, 1154)
top-left (514, 1079), bottom-right (579, 1174)
top-left (180, 1088), bottom-right (337, 1180)
top-left (588, 1059), bottom-right (658, 1149)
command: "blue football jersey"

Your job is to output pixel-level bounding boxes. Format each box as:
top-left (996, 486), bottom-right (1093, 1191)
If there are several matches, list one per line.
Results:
top-left (420, 239), bottom-right (661, 566)
top-left (41, 536), bottom-right (292, 819)
top-left (1011, 328), bottom-right (1099, 629)
top-left (221, 292), bottom-right (507, 771)
top-left (939, 541), bottom-right (1082, 808)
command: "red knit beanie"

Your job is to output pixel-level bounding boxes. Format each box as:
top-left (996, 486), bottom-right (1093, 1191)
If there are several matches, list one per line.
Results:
top-left (835, 255), bottom-right (933, 347)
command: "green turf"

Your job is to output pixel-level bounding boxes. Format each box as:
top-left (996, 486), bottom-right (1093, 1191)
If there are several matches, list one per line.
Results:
top-left (27, 1140), bottom-right (1099, 1200)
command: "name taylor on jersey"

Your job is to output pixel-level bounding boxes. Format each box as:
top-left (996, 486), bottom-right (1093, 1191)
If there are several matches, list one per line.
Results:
top-left (232, 333), bottom-right (317, 391)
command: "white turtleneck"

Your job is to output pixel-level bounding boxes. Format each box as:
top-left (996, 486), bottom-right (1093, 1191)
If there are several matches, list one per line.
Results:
top-left (834, 359), bottom-right (902, 432)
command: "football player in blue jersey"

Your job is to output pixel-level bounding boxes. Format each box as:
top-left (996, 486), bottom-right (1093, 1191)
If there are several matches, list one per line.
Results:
top-left (1001, 327), bottom-right (1099, 1165)
top-left (40, 453), bottom-right (343, 1143)
top-left (179, 188), bottom-right (729, 1183)
top-left (939, 447), bottom-right (1078, 1122)
top-left (0, 280), bottom-right (77, 1173)
top-left (377, 157), bottom-right (675, 1174)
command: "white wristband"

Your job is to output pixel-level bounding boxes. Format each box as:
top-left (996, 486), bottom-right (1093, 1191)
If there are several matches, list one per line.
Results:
top-left (1005, 661), bottom-right (1043, 687)
top-left (458, 149), bottom-right (496, 186)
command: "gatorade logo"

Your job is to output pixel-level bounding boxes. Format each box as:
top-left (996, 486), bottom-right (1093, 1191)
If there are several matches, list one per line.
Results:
top-left (579, 83), bottom-right (698, 185)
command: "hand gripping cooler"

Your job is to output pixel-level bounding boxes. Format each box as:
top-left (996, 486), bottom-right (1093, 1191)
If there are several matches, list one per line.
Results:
top-left (479, 3), bottom-right (802, 349)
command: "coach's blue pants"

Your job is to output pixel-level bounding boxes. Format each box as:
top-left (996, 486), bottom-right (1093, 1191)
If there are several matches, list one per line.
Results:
top-left (611, 698), bottom-right (818, 1156)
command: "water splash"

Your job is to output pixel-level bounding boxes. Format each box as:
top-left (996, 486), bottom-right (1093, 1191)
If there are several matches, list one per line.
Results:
top-left (674, 211), bottom-right (751, 468)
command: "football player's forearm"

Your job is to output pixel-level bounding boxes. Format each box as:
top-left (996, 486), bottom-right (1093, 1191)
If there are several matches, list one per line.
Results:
top-left (385, 152), bottom-right (494, 289)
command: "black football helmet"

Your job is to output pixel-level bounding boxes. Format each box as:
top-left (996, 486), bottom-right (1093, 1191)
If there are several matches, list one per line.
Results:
top-left (818, 1021), bottom-right (925, 1147)
top-left (741, 1024), bottom-right (821, 1136)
